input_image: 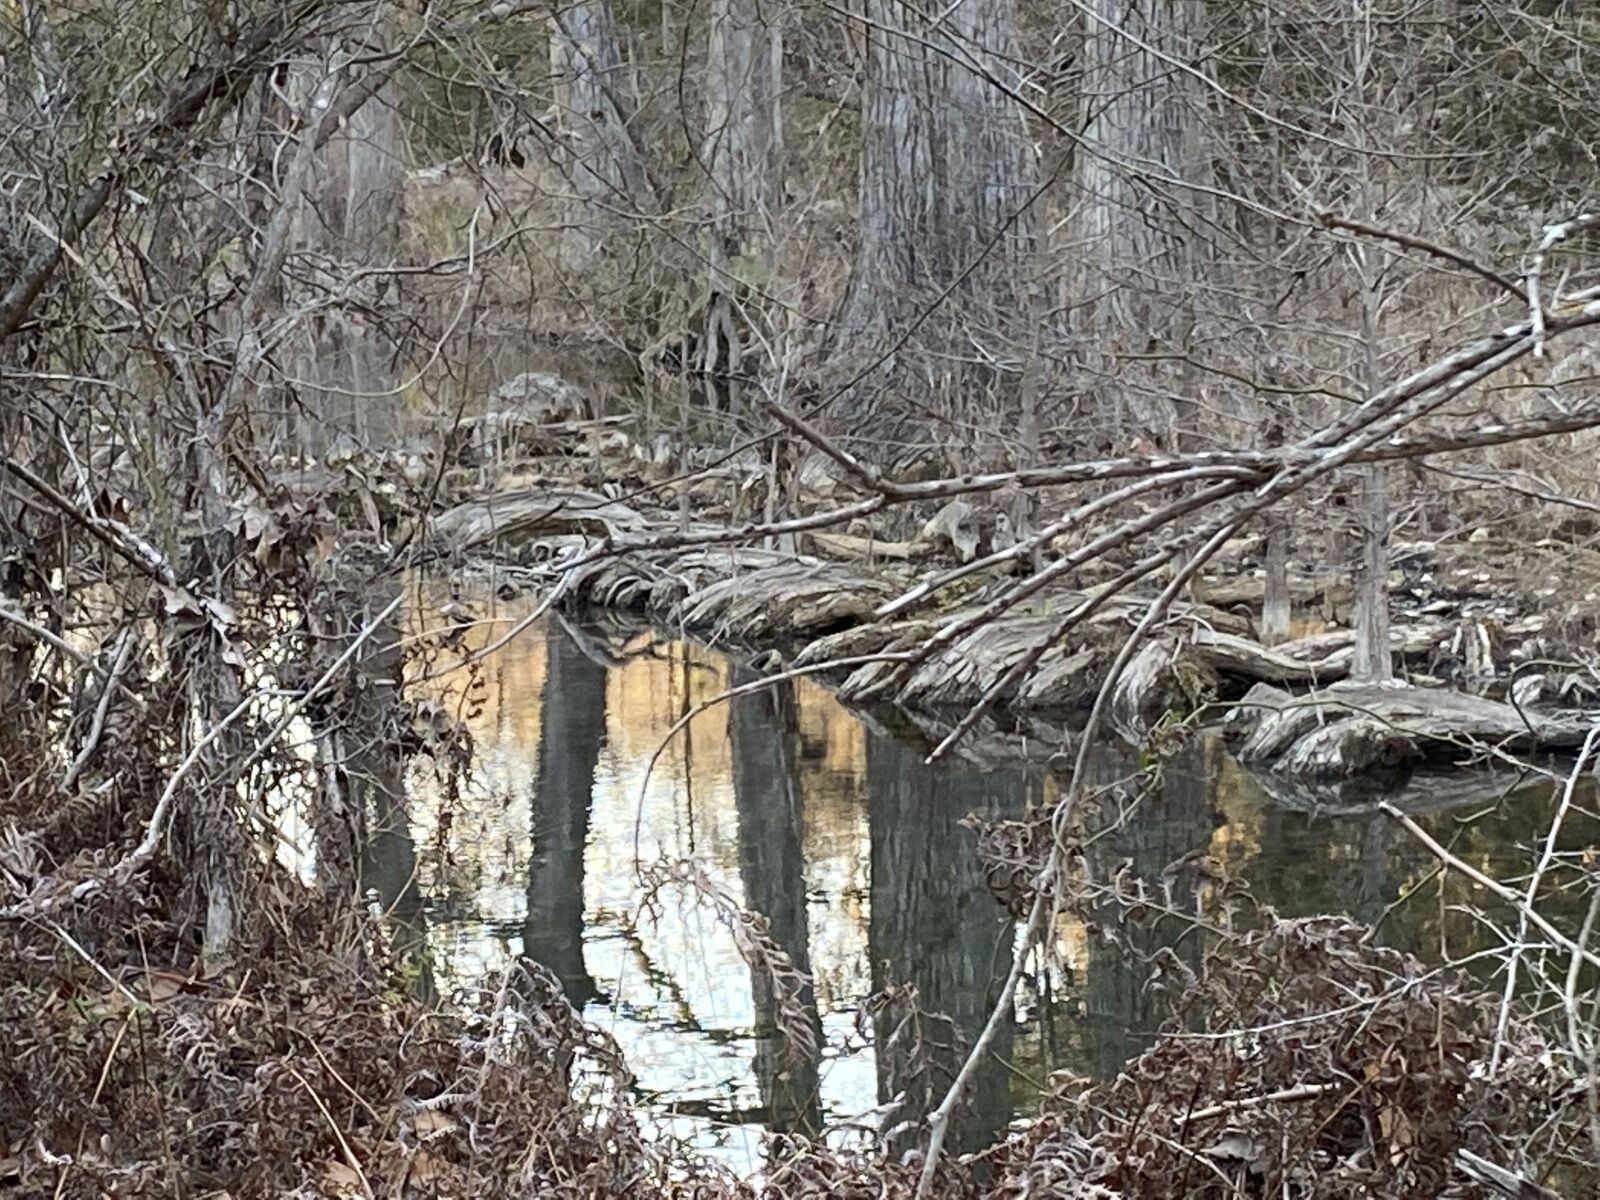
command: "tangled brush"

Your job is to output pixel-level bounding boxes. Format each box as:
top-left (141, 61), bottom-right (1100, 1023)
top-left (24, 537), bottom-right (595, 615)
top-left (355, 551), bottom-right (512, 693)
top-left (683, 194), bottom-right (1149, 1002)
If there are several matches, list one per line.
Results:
top-left (989, 916), bottom-right (1580, 1199)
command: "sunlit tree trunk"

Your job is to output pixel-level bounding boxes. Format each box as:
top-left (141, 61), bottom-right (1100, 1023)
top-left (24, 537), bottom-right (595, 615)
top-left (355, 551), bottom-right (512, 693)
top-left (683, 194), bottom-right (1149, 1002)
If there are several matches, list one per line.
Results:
top-left (702, 0), bottom-right (782, 388)
top-left (831, 0), bottom-right (1037, 458)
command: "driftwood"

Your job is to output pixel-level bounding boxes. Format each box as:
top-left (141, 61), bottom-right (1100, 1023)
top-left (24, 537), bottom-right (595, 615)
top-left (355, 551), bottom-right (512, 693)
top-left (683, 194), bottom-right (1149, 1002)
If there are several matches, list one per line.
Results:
top-left (434, 488), bottom-right (1600, 755)
top-left (1190, 570), bottom-right (1350, 611)
top-left (800, 530), bottom-right (921, 560)
top-left (1227, 680), bottom-right (1598, 779)
top-left (431, 488), bottom-right (648, 549)
top-left (1188, 624), bottom-right (1448, 684)
top-left (567, 547), bottom-right (900, 642)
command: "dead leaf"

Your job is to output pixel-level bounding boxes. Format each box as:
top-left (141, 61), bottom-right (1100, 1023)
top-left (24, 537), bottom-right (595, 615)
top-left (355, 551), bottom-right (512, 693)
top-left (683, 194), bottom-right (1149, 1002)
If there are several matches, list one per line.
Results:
top-left (158, 585), bottom-right (203, 618)
top-left (1201, 1130), bottom-right (1261, 1167)
top-left (406, 1147), bottom-right (445, 1186)
top-left (410, 1110), bottom-right (458, 1141)
top-left (320, 1158), bottom-right (366, 1199)
top-left (144, 971), bottom-right (189, 1003)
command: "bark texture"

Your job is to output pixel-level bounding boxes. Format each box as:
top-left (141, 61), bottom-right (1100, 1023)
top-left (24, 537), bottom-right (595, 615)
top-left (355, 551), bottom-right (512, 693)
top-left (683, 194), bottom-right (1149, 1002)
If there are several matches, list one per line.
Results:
top-left (831, 0), bottom-right (1037, 458)
top-left (1076, 0), bottom-right (1216, 443)
top-left (702, 0), bottom-right (782, 382)
top-left (550, 0), bottom-right (654, 248)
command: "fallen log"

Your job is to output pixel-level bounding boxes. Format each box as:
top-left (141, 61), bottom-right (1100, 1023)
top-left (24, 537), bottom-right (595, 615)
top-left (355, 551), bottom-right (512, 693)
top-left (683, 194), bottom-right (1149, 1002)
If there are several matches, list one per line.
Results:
top-left (1188, 623), bottom-right (1449, 685)
top-left (430, 488), bottom-right (648, 549)
top-left (1227, 680), bottom-right (1598, 779)
top-left (800, 530), bottom-right (921, 560)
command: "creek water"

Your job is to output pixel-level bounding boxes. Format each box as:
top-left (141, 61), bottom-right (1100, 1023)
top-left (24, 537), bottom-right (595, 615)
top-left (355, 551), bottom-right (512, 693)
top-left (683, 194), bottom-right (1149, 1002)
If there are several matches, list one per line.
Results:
top-left (356, 589), bottom-right (1598, 1170)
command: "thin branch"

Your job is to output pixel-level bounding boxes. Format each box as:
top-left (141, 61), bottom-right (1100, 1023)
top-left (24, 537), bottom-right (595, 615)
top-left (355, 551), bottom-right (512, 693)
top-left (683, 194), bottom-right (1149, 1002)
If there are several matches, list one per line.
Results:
top-left (1380, 801), bottom-right (1600, 973)
top-left (1319, 211), bottom-right (1524, 301)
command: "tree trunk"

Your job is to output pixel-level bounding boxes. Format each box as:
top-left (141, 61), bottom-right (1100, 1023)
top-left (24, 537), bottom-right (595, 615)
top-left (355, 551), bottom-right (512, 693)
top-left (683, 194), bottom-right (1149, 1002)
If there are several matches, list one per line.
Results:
top-left (1348, 21), bottom-right (1392, 686)
top-left (550, 0), bottom-right (654, 252)
top-left (702, 0), bottom-right (782, 388)
top-left (830, 0), bottom-right (1037, 460)
top-left (1076, 0), bottom-right (1214, 446)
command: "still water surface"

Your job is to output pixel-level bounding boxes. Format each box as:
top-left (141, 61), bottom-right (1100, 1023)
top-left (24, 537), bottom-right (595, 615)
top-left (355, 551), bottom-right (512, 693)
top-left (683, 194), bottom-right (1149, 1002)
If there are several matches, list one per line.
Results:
top-left (356, 591), bottom-right (1598, 1168)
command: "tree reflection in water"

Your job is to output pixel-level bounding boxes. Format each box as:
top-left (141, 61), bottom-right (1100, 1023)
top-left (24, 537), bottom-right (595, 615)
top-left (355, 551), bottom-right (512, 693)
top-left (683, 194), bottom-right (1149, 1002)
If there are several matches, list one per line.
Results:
top-left (729, 667), bottom-right (823, 1139)
top-left (867, 728), bottom-right (1023, 1156)
top-left (381, 602), bottom-right (1600, 1163)
top-left (523, 617), bottom-right (607, 1008)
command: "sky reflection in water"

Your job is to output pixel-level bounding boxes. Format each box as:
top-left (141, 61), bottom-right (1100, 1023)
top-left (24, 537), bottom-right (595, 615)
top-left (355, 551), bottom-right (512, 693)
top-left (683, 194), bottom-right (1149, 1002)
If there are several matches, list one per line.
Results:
top-left (360, 590), bottom-right (1598, 1170)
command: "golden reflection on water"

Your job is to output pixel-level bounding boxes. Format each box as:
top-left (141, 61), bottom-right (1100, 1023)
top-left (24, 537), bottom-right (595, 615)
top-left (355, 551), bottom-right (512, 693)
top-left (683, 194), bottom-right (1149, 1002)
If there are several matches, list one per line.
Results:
top-left (399, 592), bottom-right (880, 1162)
top-left (385, 585), bottom-right (1600, 1165)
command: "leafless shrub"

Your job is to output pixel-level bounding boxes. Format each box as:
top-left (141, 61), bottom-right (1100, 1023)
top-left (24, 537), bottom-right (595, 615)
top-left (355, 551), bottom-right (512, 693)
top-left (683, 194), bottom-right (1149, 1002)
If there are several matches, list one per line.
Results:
top-left (991, 916), bottom-right (1583, 1199)
top-left (638, 857), bottom-right (819, 1067)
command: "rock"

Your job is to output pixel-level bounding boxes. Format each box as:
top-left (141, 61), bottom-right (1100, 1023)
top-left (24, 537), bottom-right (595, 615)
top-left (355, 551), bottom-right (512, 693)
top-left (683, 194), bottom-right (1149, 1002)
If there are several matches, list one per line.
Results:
top-left (490, 371), bottom-right (590, 421)
top-left (920, 499), bottom-right (980, 563)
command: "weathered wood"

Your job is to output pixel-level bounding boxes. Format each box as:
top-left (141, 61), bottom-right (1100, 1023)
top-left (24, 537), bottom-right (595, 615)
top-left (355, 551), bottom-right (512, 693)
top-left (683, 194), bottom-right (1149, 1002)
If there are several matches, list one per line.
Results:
top-left (801, 531), bottom-right (921, 560)
top-left (675, 562), bottom-right (895, 640)
top-left (1188, 624), bottom-right (1447, 684)
top-left (1110, 638), bottom-right (1219, 738)
top-left (430, 489), bottom-right (648, 549)
top-left (1228, 680), bottom-right (1598, 779)
top-left (1190, 571), bottom-right (1348, 611)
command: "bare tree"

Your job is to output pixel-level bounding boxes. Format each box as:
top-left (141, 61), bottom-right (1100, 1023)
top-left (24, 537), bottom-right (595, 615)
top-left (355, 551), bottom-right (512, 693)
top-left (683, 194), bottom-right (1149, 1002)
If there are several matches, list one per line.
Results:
top-left (829, 0), bottom-right (1039, 462)
top-left (550, 0), bottom-right (656, 251)
top-left (702, 0), bottom-right (784, 390)
top-left (1074, 0), bottom-right (1220, 448)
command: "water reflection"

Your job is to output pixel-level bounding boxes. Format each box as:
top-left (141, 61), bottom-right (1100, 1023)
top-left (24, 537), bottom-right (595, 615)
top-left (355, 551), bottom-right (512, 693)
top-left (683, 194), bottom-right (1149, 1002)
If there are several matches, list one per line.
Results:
top-left (1077, 739), bottom-right (1220, 1078)
top-left (377, 589), bottom-right (1600, 1165)
top-left (866, 725), bottom-right (1021, 1155)
top-left (728, 668), bottom-right (823, 1139)
top-left (524, 617), bottom-right (608, 1008)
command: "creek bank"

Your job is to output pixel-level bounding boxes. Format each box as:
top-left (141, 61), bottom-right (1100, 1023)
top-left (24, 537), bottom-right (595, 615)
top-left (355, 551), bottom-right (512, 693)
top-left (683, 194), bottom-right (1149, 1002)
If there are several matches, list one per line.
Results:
top-left (427, 484), bottom-right (1600, 782)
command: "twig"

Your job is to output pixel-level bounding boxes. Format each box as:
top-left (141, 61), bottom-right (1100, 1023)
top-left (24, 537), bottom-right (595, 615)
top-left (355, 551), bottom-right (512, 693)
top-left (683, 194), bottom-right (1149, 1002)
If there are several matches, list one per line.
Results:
top-left (1454, 1148), bottom-right (1563, 1200)
top-left (1528, 212), bottom-right (1600, 358)
top-left (1, 455), bottom-right (176, 585)
top-left (285, 1063), bottom-right (374, 1199)
top-left (1180, 1081), bottom-right (1343, 1124)
top-left (1491, 727), bottom-right (1600, 1074)
top-left (231, 592), bottom-right (406, 780)
top-left (1562, 883), bottom-right (1600, 1166)
top-left (62, 628), bottom-right (137, 791)
top-left (1379, 801), bottom-right (1600, 972)
top-left (1319, 211), bottom-right (1524, 301)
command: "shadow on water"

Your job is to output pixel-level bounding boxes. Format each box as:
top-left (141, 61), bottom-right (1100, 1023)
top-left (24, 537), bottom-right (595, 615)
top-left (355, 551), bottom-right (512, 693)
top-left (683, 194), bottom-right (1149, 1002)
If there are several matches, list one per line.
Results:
top-left (866, 725), bottom-right (1022, 1156)
top-left (357, 593), bottom-right (1600, 1167)
top-left (729, 667), bottom-right (825, 1140)
top-left (524, 617), bottom-right (608, 1009)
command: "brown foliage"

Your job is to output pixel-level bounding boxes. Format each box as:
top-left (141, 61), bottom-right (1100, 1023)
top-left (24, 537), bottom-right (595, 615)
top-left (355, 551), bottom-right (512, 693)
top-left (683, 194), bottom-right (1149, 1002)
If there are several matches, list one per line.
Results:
top-left (990, 917), bottom-right (1575, 1199)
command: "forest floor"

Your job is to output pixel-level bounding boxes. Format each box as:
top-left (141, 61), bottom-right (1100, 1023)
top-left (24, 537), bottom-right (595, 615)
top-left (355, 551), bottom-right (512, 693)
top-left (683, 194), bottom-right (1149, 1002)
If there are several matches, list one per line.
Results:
top-left (3, 814), bottom-right (1587, 1198)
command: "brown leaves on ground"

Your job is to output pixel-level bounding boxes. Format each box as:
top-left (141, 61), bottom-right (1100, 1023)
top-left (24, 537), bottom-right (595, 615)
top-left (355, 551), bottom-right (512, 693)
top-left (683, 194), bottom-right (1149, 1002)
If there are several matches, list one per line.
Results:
top-left (0, 874), bottom-right (1582, 1198)
top-left (987, 916), bottom-right (1580, 1199)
